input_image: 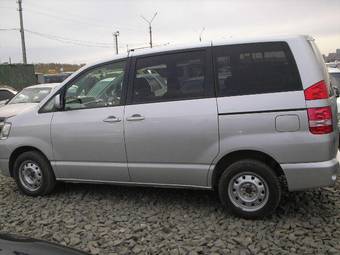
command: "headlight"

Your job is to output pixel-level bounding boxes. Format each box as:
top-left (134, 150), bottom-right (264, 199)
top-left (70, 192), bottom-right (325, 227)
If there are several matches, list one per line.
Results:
top-left (0, 122), bottom-right (11, 140)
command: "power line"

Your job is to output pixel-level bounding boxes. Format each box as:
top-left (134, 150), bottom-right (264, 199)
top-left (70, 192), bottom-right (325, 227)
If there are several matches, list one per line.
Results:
top-left (24, 29), bottom-right (114, 48)
top-left (0, 28), bottom-right (18, 31)
top-left (0, 28), bottom-right (147, 50)
top-left (24, 29), bottom-right (113, 46)
top-left (24, 6), bottom-right (143, 33)
top-left (0, 6), bottom-right (15, 10)
top-left (23, 7), bottom-right (111, 32)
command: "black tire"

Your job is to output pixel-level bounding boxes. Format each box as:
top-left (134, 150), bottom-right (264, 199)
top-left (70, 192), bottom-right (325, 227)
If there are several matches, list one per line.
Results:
top-left (218, 159), bottom-right (281, 219)
top-left (13, 151), bottom-right (56, 196)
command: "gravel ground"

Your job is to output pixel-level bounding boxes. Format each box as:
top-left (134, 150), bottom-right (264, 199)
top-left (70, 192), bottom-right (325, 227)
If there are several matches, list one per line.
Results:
top-left (0, 175), bottom-right (340, 255)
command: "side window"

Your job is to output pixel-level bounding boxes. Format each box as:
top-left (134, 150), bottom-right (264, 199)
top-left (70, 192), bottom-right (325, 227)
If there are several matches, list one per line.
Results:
top-left (132, 51), bottom-right (206, 104)
top-left (0, 90), bottom-right (13, 101)
top-left (215, 42), bottom-right (302, 97)
top-left (64, 61), bottom-right (126, 110)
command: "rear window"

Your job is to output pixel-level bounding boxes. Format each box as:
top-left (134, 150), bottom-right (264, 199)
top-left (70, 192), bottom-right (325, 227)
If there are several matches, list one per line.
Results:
top-left (214, 42), bottom-right (302, 97)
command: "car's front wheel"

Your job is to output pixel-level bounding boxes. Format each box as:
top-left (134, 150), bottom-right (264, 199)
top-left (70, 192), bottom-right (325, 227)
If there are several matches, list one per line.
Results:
top-left (218, 159), bottom-right (281, 219)
top-left (13, 151), bottom-right (56, 196)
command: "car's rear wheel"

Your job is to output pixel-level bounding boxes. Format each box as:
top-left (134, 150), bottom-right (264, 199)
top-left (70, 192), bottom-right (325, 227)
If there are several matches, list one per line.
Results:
top-left (13, 151), bottom-right (56, 196)
top-left (218, 159), bottom-right (281, 219)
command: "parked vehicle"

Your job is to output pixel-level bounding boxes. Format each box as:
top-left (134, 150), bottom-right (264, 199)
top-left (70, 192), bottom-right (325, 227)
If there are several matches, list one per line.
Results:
top-left (328, 67), bottom-right (340, 144)
top-left (0, 83), bottom-right (59, 132)
top-left (326, 61), bottom-right (339, 69)
top-left (0, 35), bottom-right (338, 219)
top-left (0, 86), bottom-right (17, 107)
top-left (0, 233), bottom-right (88, 255)
top-left (44, 73), bottom-right (73, 84)
top-left (329, 67), bottom-right (340, 91)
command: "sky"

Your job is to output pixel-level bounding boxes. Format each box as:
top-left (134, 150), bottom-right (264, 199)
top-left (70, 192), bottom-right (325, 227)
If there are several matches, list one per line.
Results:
top-left (0, 0), bottom-right (340, 64)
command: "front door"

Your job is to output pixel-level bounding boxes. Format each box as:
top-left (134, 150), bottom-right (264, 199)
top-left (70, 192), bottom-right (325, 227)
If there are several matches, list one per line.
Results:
top-left (51, 60), bottom-right (130, 182)
top-left (124, 50), bottom-right (219, 187)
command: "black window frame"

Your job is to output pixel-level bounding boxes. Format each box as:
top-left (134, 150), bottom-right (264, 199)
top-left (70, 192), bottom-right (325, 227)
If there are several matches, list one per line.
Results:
top-left (212, 42), bottom-right (303, 97)
top-left (38, 57), bottom-right (131, 114)
top-left (126, 47), bottom-right (215, 105)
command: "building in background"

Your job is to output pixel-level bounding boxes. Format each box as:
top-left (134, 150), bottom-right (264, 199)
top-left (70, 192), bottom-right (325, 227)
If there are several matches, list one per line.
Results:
top-left (324, 49), bottom-right (340, 62)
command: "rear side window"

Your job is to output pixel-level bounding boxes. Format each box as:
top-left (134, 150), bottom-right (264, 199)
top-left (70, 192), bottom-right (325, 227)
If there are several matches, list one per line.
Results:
top-left (214, 42), bottom-right (302, 97)
top-left (131, 51), bottom-right (207, 104)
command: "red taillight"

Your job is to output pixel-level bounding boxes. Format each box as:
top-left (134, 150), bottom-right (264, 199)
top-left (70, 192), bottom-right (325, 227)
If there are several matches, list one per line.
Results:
top-left (307, 107), bottom-right (333, 134)
top-left (304, 80), bottom-right (329, 100)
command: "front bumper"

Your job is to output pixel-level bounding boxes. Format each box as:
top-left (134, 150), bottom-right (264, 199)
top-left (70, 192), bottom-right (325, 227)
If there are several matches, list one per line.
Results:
top-left (0, 139), bottom-right (12, 177)
top-left (0, 159), bottom-right (10, 177)
top-left (281, 158), bottom-right (339, 191)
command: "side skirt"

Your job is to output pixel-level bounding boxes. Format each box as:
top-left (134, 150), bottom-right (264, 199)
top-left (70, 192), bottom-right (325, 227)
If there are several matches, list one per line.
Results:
top-left (56, 178), bottom-right (213, 190)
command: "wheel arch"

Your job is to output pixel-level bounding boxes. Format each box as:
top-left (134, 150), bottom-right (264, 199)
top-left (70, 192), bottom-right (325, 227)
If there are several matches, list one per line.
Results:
top-left (211, 150), bottom-right (285, 190)
top-left (9, 146), bottom-right (51, 177)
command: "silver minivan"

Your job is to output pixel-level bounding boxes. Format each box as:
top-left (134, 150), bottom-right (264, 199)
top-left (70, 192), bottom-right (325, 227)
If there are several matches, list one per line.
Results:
top-left (0, 35), bottom-right (338, 218)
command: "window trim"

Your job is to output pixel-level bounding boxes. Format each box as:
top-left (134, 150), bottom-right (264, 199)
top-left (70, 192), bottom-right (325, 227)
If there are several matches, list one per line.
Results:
top-left (38, 57), bottom-right (130, 113)
top-left (212, 41), bottom-right (303, 98)
top-left (126, 47), bottom-right (214, 105)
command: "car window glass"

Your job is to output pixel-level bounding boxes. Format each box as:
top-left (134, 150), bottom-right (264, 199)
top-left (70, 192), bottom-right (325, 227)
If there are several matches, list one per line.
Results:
top-left (132, 51), bottom-right (206, 104)
top-left (64, 61), bottom-right (125, 110)
top-left (9, 88), bottom-right (51, 104)
top-left (215, 42), bottom-right (302, 97)
top-left (330, 73), bottom-right (340, 90)
top-left (0, 90), bottom-right (13, 101)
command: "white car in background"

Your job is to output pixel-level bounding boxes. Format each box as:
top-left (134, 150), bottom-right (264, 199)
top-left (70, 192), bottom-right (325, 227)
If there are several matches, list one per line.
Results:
top-left (328, 67), bottom-right (340, 146)
top-left (0, 86), bottom-right (17, 107)
top-left (329, 67), bottom-right (340, 90)
top-left (0, 83), bottom-right (60, 131)
top-left (328, 68), bottom-right (340, 110)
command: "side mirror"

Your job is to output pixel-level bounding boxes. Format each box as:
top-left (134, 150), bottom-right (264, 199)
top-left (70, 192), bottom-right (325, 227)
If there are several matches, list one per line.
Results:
top-left (54, 94), bottom-right (62, 110)
top-left (333, 86), bottom-right (340, 98)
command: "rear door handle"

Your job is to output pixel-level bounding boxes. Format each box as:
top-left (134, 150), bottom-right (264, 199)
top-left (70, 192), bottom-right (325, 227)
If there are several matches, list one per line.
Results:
top-left (126, 114), bottom-right (145, 121)
top-left (103, 116), bottom-right (121, 123)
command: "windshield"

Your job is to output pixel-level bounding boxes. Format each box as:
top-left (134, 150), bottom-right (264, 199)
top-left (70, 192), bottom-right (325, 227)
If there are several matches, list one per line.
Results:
top-left (9, 87), bottom-right (52, 104)
top-left (330, 73), bottom-right (340, 90)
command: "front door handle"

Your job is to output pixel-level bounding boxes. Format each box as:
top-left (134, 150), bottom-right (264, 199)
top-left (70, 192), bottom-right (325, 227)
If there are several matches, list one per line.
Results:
top-left (126, 114), bottom-right (145, 121)
top-left (103, 116), bottom-right (121, 123)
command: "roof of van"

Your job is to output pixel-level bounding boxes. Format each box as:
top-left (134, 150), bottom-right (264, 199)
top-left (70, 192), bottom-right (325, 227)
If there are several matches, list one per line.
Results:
top-left (86, 34), bottom-right (310, 67)
top-left (131, 34), bottom-right (310, 57)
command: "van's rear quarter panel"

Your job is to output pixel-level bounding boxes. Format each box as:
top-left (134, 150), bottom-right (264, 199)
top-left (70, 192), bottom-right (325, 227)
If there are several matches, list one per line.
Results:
top-left (217, 92), bottom-right (338, 164)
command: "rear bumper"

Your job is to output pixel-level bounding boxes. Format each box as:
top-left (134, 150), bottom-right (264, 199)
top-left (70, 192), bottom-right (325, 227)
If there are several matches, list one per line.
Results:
top-left (281, 158), bottom-right (339, 191)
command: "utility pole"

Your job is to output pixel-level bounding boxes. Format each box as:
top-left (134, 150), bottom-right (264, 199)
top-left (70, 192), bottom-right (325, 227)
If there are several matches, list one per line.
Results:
top-left (17, 0), bottom-right (27, 64)
top-left (199, 27), bottom-right (205, 42)
top-left (141, 12), bottom-right (158, 48)
top-left (113, 31), bottom-right (119, 55)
